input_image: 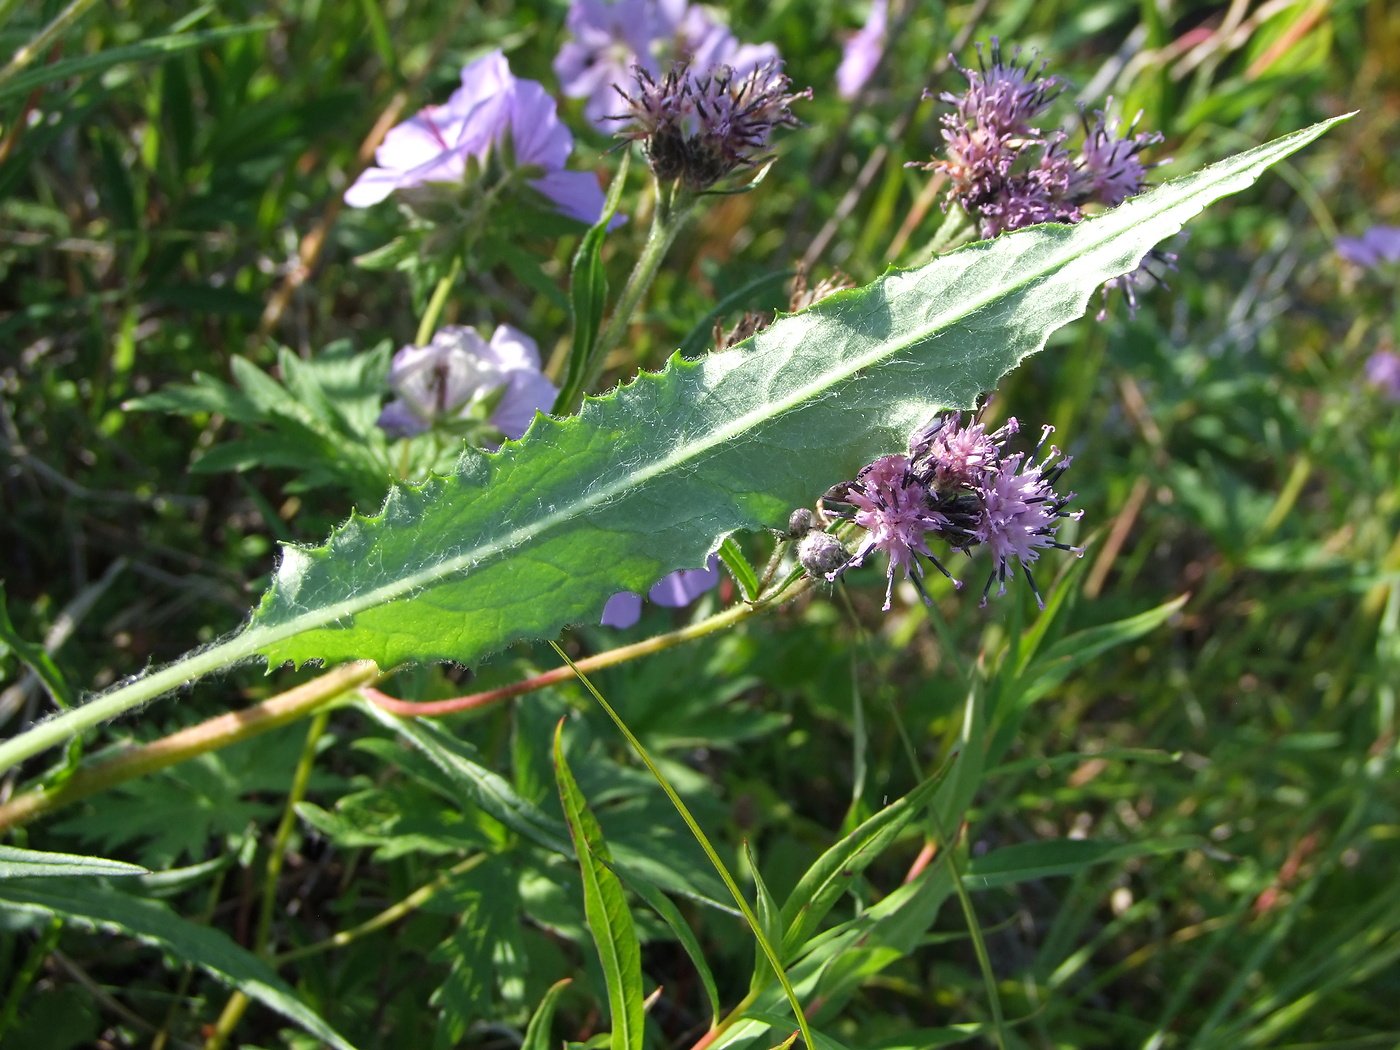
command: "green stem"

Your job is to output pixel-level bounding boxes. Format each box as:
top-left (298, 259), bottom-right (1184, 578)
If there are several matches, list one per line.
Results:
top-left (254, 710), bottom-right (329, 955)
top-left (569, 181), bottom-right (697, 412)
top-left (415, 254), bottom-right (462, 346)
top-left (550, 642), bottom-right (816, 1050)
top-left (0, 0), bottom-right (98, 88)
top-left (688, 989), bottom-right (759, 1050)
top-left (207, 711), bottom-right (331, 1050)
top-left (0, 662), bottom-right (378, 830)
top-left (274, 854), bottom-right (485, 965)
top-left (0, 918), bottom-right (61, 1040)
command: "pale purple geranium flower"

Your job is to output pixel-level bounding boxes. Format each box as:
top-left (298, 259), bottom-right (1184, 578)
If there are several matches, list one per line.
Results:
top-left (377, 325), bottom-right (557, 441)
top-left (1336, 226), bottom-right (1400, 269)
top-left (1365, 350), bottom-right (1400, 401)
top-left (555, 0), bottom-right (781, 130)
top-left (837, 0), bottom-right (888, 100)
top-left (600, 556), bottom-right (720, 627)
top-left (346, 50), bottom-right (606, 225)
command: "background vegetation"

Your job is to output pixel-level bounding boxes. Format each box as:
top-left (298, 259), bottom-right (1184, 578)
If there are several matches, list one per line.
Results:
top-left (1, 1), bottom-right (1397, 1048)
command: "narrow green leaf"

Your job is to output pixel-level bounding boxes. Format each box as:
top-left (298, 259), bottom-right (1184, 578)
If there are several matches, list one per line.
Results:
top-left (720, 536), bottom-right (761, 602)
top-left (0, 880), bottom-right (357, 1049)
top-left (746, 1012), bottom-right (851, 1050)
top-left (555, 151), bottom-right (630, 415)
top-left (626, 878), bottom-right (721, 1028)
top-left (521, 978), bottom-right (573, 1050)
top-left (0, 583), bottom-right (73, 709)
top-left (358, 700), bottom-right (733, 910)
top-left (779, 769), bottom-right (949, 958)
top-left (963, 836), bottom-right (1202, 890)
top-left (0, 846), bottom-right (146, 880)
top-left (554, 720), bottom-right (645, 1050)
top-left (0, 24), bottom-right (274, 105)
top-left (747, 842), bottom-right (785, 993)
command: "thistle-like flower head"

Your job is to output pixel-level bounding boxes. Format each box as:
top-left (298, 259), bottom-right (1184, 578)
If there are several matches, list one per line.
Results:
top-left (1074, 109), bottom-right (1162, 208)
top-left (974, 427), bottom-right (1082, 607)
top-left (616, 61), bottom-right (809, 190)
top-left (846, 454), bottom-right (952, 610)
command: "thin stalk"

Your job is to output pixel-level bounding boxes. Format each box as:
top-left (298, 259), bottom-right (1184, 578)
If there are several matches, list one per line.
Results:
top-left (274, 854), bottom-right (485, 965)
top-left (688, 989), bottom-right (759, 1050)
top-left (550, 643), bottom-right (816, 1050)
top-left (366, 575), bottom-right (812, 718)
top-left (254, 710), bottom-right (330, 953)
top-left (415, 255), bottom-right (462, 346)
top-left (928, 808), bottom-right (1008, 1050)
top-left (0, 661), bottom-right (378, 832)
top-left (206, 711), bottom-right (332, 1050)
top-left (0, 918), bottom-right (61, 1041)
top-left (0, 572), bottom-right (813, 828)
top-left (0, 0), bottom-right (97, 88)
top-left (0, 631), bottom-right (270, 776)
top-left (568, 180), bottom-right (697, 412)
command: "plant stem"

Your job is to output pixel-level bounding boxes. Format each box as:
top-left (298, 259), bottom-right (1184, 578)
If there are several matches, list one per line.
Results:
top-left (255, 710), bottom-right (329, 954)
top-left (0, 0), bottom-right (97, 88)
top-left (567, 180), bottom-right (697, 413)
top-left (415, 254), bottom-right (462, 346)
top-left (274, 853), bottom-right (486, 965)
top-left (0, 661), bottom-right (378, 832)
top-left (688, 989), bottom-right (758, 1050)
top-left (551, 643), bottom-right (816, 1050)
top-left (206, 710), bottom-right (332, 1050)
top-left (366, 575), bottom-right (812, 718)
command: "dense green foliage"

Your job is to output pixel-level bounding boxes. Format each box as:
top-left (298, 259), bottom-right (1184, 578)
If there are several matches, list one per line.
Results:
top-left (1, 2), bottom-right (1398, 1050)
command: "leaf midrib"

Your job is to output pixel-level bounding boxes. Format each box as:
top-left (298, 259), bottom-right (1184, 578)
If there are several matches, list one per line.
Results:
top-left (247, 131), bottom-right (1308, 655)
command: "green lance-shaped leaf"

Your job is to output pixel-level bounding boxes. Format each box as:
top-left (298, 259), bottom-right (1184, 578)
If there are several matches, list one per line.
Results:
top-left (779, 768), bottom-right (949, 959)
top-left (554, 720), bottom-right (646, 1050)
top-left (0, 846), bottom-right (147, 880)
top-left (0, 118), bottom-right (1344, 776)
top-left (0, 879), bottom-right (357, 1050)
top-left (243, 118), bottom-right (1343, 672)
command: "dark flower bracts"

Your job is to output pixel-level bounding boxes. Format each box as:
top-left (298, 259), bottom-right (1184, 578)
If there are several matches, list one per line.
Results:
top-left (804, 413), bottom-right (1083, 610)
top-left (616, 61), bottom-right (809, 191)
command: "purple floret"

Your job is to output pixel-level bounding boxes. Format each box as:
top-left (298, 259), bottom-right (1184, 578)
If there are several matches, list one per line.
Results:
top-left (1365, 350), bottom-right (1400, 401)
top-left (974, 428), bottom-right (1082, 607)
top-left (600, 556), bottom-right (720, 627)
top-left (1074, 110), bottom-right (1161, 208)
top-left (836, 0), bottom-right (888, 99)
top-left (1336, 225), bottom-right (1400, 269)
top-left (846, 454), bottom-right (953, 611)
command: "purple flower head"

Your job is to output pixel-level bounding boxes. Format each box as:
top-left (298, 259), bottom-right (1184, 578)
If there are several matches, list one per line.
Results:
top-left (1073, 109), bottom-right (1161, 208)
top-left (977, 137), bottom-right (1082, 238)
top-left (1365, 350), bottom-right (1400, 401)
top-left (836, 0), bottom-right (888, 99)
top-left (846, 454), bottom-right (954, 611)
top-left (940, 39), bottom-right (1061, 137)
top-left (910, 412), bottom-right (1018, 490)
top-left (347, 51), bottom-right (607, 226)
top-left (377, 324), bottom-right (557, 442)
top-left (615, 60), bottom-right (809, 190)
top-left (974, 427), bottom-right (1082, 608)
top-left (600, 556), bottom-right (719, 627)
top-left (1336, 225), bottom-right (1400, 269)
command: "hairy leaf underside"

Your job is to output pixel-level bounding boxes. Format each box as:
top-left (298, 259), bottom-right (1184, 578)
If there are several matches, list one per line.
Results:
top-left (241, 118), bottom-right (1341, 670)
